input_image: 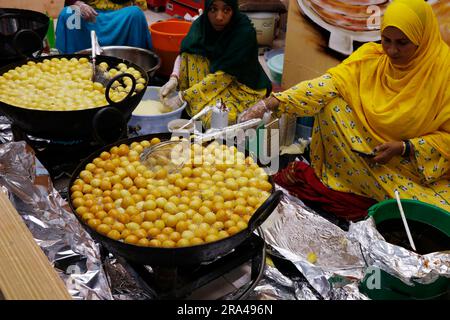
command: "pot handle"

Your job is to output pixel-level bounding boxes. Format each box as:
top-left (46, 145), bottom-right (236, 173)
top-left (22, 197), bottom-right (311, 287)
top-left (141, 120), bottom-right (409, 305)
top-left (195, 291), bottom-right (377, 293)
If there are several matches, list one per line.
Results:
top-left (13, 29), bottom-right (44, 59)
top-left (105, 72), bottom-right (137, 106)
top-left (248, 190), bottom-right (283, 232)
top-left (92, 106), bottom-right (127, 145)
top-left (0, 13), bottom-right (21, 19)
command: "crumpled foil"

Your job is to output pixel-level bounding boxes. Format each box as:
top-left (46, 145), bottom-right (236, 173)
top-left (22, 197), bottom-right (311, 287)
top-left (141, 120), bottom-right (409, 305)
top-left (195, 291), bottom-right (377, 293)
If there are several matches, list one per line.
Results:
top-left (0, 141), bottom-right (112, 300)
top-left (260, 186), bottom-right (368, 300)
top-left (348, 218), bottom-right (450, 286)
top-left (249, 264), bottom-right (320, 300)
top-left (0, 116), bottom-right (12, 143)
top-left (103, 254), bottom-right (155, 300)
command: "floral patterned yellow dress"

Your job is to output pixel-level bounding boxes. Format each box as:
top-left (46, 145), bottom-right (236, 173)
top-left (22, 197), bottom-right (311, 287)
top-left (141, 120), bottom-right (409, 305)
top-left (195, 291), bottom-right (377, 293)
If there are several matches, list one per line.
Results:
top-left (273, 74), bottom-right (450, 211)
top-left (87, 0), bottom-right (147, 10)
top-left (179, 53), bottom-right (267, 126)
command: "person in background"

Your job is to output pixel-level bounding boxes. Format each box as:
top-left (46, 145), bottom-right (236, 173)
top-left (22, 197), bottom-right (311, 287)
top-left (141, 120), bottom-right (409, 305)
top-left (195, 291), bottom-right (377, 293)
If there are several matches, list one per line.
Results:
top-left (240, 0), bottom-right (450, 220)
top-left (160, 0), bottom-right (272, 127)
top-left (56, 0), bottom-right (151, 54)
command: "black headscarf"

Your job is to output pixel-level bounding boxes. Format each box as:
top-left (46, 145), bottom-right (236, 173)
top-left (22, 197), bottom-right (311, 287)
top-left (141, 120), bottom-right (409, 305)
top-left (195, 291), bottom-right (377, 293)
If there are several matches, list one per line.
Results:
top-left (180, 0), bottom-right (272, 92)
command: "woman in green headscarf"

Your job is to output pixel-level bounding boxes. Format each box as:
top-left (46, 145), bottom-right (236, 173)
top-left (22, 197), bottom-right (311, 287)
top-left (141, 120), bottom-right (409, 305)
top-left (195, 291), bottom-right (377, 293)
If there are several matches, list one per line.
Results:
top-left (160, 0), bottom-right (272, 126)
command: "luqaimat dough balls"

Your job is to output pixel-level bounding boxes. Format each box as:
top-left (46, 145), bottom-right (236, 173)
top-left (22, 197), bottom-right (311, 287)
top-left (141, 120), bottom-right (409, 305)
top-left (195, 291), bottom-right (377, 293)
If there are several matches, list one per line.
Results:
top-left (70, 140), bottom-right (272, 248)
top-left (0, 57), bottom-right (146, 111)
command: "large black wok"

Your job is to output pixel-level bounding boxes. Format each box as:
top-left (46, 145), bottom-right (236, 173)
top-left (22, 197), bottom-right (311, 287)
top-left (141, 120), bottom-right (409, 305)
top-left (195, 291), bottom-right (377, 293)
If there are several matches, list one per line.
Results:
top-left (0, 54), bottom-right (149, 144)
top-left (68, 133), bottom-right (283, 266)
top-left (0, 8), bottom-right (49, 67)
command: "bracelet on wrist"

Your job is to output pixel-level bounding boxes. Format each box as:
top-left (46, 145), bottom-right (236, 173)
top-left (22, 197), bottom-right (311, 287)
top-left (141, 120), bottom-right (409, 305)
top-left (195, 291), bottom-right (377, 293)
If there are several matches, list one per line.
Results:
top-left (402, 140), bottom-right (411, 158)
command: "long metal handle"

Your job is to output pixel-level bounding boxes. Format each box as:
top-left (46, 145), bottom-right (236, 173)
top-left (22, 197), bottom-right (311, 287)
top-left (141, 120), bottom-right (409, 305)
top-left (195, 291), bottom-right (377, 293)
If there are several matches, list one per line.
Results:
top-left (198, 118), bottom-right (262, 142)
top-left (90, 30), bottom-right (96, 60)
top-left (90, 30), bottom-right (96, 77)
top-left (179, 105), bottom-right (215, 130)
top-left (394, 190), bottom-right (417, 252)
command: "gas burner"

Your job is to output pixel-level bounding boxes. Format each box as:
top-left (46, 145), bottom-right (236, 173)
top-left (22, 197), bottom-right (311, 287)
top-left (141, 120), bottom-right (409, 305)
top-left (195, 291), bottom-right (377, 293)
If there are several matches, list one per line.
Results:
top-left (112, 234), bottom-right (266, 300)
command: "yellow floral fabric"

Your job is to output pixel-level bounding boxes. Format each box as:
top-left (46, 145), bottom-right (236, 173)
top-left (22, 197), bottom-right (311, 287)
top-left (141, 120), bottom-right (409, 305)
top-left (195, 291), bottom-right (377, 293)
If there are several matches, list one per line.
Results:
top-left (179, 53), bottom-right (267, 127)
top-left (273, 74), bottom-right (450, 211)
top-left (86, 0), bottom-right (147, 11)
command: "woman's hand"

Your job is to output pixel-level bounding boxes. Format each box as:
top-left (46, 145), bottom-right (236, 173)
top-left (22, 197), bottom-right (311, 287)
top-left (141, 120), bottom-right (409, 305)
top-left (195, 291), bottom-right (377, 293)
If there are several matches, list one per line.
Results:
top-left (162, 92), bottom-right (184, 111)
top-left (74, 1), bottom-right (98, 22)
top-left (238, 100), bottom-right (267, 122)
top-left (238, 96), bottom-right (280, 122)
top-left (159, 76), bottom-right (179, 101)
top-left (372, 141), bottom-right (404, 164)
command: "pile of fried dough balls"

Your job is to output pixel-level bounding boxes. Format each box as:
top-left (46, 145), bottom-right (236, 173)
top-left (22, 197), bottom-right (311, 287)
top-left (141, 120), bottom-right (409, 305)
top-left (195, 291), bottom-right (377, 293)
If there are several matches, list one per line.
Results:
top-left (0, 57), bottom-right (146, 110)
top-left (70, 138), bottom-right (272, 248)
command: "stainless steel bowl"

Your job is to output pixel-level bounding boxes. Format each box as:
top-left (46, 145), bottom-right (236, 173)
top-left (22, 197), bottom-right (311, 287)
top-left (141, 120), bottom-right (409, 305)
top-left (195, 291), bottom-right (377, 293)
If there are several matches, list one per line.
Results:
top-left (77, 46), bottom-right (161, 78)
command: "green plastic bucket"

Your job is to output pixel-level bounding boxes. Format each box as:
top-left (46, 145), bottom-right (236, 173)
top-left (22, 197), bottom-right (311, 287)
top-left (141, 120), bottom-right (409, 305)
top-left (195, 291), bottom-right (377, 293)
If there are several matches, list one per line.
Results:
top-left (359, 199), bottom-right (450, 300)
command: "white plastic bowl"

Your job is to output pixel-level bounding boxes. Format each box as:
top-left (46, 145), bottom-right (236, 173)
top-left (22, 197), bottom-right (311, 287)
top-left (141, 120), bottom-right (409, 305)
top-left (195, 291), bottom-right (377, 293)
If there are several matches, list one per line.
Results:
top-left (167, 119), bottom-right (195, 133)
top-left (128, 86), bottom-right (187, 134)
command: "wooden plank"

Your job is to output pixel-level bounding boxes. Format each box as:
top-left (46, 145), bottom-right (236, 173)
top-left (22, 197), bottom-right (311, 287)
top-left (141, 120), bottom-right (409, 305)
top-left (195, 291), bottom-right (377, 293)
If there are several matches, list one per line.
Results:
top-left (282, 1), bottom-right (341, 89)
top-left (0, 0), bottom-right (65, 18)
top-left (0, 191), bottom-right (71, 300)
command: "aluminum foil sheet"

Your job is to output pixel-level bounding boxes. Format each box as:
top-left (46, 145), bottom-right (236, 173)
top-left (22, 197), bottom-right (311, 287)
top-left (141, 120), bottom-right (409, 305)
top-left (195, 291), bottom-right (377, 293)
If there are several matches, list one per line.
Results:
top-left (0, 116), bottom-right (12, 144)
top-left (0, 141), bottom-right (112, 300)
top-left (348, 218), bottom-right (450, 286)
top-left (260, 186), bottom-right (367, 299)
top-left (103, 254), bottom-right (155, 300)
top-left (249, 264), bottom-right (321, 300)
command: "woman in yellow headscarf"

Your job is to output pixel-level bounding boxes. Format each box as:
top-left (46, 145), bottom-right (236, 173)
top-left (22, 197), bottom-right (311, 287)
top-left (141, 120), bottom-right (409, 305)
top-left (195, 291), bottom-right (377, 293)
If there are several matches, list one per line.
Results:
top-left (240, 0), bottom-right (450, 219)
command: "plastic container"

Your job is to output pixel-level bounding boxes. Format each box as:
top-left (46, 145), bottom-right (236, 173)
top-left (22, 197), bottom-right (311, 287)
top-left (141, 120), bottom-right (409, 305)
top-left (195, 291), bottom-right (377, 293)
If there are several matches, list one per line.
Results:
top-left (128, 86), bottom-right (187, 134)
top-left (267, 53), bottom-right (284, 84)
top-left (149, 20), bottom-right (192, 76)
top-left (296, 117), bottom-right (314, 140)
top-left (359, 199), bottom-right (450, 300)
top-left (264, 48), bottom-right (284, 62)
top-left (245, 12), bottom-right (279, 47)
top-left (167, 119), bottom-right (195, 133)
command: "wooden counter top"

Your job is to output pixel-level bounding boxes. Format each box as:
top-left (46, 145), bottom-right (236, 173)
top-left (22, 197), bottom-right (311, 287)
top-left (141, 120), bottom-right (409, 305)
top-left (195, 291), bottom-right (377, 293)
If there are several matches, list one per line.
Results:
top-left (0, 191), bottom-right (71, 300)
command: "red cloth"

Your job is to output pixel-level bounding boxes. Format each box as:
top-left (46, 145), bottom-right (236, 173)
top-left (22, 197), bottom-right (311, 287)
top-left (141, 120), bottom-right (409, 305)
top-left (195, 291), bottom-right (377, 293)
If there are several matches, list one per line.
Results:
top-left (274, 161), bottom-right (377, 221)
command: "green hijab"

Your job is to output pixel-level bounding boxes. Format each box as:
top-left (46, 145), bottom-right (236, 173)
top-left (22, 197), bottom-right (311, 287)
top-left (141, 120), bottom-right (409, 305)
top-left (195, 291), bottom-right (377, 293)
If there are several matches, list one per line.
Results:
top-left (180, 0), bottom-right (272, 92)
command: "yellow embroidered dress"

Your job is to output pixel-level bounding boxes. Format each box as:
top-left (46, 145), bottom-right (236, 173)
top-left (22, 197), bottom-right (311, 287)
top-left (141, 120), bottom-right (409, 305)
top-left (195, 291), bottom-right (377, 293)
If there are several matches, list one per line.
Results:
top-left (273, 0), bottom-right (450, 211)
top-left (274, 74), bottom-right (450, 211)
top-left (86, 0), bottom-right (147, 10)
top-left (179, 53), bottom-right (267, 125)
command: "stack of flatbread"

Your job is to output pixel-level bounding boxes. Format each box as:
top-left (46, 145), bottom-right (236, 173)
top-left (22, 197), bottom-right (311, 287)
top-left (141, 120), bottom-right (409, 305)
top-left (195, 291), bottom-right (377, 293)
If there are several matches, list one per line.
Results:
top-left (432, 0), bottom-right (450, 46)
top-left (303, 0), bottom-right (390, 32)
